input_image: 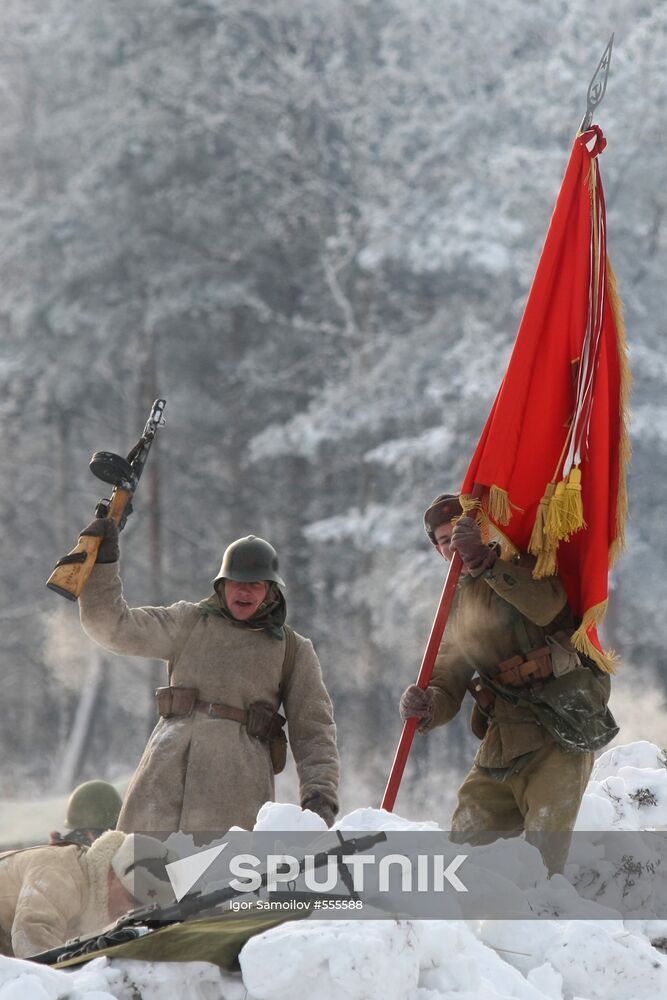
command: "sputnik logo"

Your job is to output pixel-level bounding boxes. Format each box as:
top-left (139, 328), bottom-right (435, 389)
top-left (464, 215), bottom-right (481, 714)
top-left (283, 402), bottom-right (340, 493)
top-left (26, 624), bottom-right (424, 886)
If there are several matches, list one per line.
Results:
top-left (165, 842), bottom-right (228, 902)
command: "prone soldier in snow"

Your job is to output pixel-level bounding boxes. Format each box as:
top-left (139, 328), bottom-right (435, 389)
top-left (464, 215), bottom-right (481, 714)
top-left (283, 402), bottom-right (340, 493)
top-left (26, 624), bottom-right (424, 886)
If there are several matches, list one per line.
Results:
top-left (77, 520), bottom-right (340, 834)
top-left (0, 831), bottom-right (172, 959)
top-left (400, 493), bottom-right (618, 873)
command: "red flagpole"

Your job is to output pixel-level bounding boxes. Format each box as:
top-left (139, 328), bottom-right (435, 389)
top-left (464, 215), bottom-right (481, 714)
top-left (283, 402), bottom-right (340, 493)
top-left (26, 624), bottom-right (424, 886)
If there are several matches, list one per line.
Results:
top-left (381, 551), bottom-right (463, 810)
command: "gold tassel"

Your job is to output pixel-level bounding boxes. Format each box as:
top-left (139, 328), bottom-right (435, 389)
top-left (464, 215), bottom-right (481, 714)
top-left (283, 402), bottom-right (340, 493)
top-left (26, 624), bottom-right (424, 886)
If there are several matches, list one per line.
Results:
top-left (562, 466), bottom-right (586, 535)
top-left (529, 482), bottom-right (555, 556)
top-left (571, 600), bottom-right (619, 674)
top-left (457, 494), bottom-right (487, 539)
top-left (488, 485), bottom-right (512, 526)
top-left (533, 543), bottom-right (558, 578)
top-left (544, 479), bottom-right (569, 542)
top-left (459, 493), bottom-right (509, 551)
top-left (544, 470), bottom-right (586, 545)
top-left (531, 480), bottom-right (559, 577)
top-left (459, 494), bottom-right (482, 519)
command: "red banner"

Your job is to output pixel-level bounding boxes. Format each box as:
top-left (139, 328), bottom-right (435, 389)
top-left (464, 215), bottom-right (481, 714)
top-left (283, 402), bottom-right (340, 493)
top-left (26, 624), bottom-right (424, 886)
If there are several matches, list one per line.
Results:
top-left (461, 128), bottom-right (630, 671)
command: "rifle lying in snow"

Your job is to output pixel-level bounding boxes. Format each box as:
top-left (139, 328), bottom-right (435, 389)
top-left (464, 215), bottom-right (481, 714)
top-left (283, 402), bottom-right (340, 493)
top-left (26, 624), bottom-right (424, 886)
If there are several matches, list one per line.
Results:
top-left (46, 399), bottom-right (166, 601)
top-left (29, 831), bottom-right (388, 966)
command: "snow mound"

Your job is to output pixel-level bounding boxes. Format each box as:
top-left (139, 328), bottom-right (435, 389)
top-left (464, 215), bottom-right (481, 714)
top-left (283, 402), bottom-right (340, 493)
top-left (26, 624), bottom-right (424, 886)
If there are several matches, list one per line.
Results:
top-left (253, 802), bottom-right (329, 832)
top-left (576, 740), bottom-right (667, 831)
top-left (0, 955), bottom-right (240, 1000)
top-left (1, 742), bottom-right (667, 1000)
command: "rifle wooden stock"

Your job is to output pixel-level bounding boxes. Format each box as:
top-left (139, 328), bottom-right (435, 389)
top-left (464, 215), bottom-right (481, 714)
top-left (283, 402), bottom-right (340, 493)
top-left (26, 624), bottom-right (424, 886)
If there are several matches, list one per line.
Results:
top-left (46, 488), bottom-right (131, 601)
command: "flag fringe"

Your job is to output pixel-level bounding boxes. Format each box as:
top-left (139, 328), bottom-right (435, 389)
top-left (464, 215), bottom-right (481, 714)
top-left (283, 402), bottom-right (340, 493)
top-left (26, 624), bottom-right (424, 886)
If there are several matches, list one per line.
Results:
top-left (459, 494), bottom-right (482, 519)
top-left (607, 259), bottom-right (632, 569)
top-left (571, 600), bottom-right (618, 674)
top-left (486, 523), bottom-right (521, 561)
top-left (460, 491), bottom-right (519, 559)
top-left (488, 485), bottom-right (513, 526)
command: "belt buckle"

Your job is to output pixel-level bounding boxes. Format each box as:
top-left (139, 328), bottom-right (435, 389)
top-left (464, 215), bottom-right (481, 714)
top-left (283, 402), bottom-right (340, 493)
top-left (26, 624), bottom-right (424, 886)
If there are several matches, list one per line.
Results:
top-left (207, 702), bottom-right (216, 717)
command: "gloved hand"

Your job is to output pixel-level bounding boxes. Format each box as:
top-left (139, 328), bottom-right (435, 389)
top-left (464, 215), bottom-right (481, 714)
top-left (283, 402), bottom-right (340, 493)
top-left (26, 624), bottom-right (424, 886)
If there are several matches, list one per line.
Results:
top-left (399, 684), bottom-right (435, 725)
top-left (450, 516), bottom-right (497, 577)
top-left (302, 793), bottom-right (338, 828)
top-left (80, 517), bottom-right (120, 563)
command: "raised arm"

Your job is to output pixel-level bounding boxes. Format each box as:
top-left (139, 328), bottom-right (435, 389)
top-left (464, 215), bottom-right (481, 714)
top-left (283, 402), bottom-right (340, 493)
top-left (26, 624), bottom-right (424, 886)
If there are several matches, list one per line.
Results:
top-left (451, 517), bottom-right (567, 626)
top-left (79, 561), bottom-right (194, 660)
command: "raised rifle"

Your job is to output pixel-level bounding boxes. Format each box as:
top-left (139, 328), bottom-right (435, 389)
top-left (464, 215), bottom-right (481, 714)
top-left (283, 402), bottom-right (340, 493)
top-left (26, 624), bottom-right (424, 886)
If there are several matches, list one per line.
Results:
top-left (46, 399), bottom-right (166, 601)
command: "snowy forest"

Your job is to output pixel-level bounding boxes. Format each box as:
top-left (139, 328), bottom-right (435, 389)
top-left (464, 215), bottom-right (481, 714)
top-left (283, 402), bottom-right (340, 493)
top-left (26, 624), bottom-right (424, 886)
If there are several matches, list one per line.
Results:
top-left (0, 0), bottom-right (665, 827)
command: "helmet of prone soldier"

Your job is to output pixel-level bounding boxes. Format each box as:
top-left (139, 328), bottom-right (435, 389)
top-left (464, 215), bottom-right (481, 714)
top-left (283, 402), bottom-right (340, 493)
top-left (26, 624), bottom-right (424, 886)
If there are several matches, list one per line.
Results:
top-left (65, 780), bottom-right (123, 832)
top-left (213, 535), bottom-right (286, 589)
top-left (423, 493), bottom-right (464, 545)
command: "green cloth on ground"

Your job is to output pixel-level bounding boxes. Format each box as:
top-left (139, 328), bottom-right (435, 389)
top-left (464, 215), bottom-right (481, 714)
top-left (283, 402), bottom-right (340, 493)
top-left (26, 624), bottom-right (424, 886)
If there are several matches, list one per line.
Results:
top-left (51, 907), bottom-right (311, 971)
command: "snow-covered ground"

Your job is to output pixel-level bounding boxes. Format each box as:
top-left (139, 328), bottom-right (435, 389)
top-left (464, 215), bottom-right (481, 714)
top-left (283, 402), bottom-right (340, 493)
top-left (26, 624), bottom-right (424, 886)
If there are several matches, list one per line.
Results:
top-left (1, 741), bottom-right (666, 1000)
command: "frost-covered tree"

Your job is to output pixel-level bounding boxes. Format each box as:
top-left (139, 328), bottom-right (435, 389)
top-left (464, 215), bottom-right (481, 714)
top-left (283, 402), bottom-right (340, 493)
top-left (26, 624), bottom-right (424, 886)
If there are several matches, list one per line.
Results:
top-left (0, 0), bottom-right (665, 816)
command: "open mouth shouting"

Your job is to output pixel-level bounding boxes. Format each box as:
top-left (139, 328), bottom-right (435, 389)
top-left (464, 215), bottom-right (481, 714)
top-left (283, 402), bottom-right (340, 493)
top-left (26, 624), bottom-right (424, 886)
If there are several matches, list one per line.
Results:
top-left (223, 579), bottom-right (269, 621)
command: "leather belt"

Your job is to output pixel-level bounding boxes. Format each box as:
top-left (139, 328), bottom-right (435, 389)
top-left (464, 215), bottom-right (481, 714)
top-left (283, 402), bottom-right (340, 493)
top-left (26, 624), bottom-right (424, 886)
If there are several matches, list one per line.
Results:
top-left (194, 700), bottom-right (248, 724)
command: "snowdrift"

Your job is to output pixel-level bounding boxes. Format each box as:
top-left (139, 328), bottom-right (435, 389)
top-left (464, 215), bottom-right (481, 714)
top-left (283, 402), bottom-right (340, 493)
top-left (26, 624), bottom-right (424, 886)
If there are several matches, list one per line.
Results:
top-left (1, 741), bottom-right (666, 1000)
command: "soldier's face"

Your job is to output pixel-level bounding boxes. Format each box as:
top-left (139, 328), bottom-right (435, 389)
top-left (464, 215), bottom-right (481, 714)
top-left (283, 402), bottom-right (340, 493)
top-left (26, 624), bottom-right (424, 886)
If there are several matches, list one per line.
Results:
top-left (224, 579), bottom-right (270, 620)
top-left (434, 521), bottom-right (455, 562)
top-left (107, 871), bottom-right (136, 920)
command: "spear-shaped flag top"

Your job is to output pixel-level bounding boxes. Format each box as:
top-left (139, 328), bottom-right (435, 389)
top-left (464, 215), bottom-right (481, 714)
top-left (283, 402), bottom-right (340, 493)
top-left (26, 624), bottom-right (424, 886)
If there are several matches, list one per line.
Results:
top-left (460, 121), bottom-right (630, 673)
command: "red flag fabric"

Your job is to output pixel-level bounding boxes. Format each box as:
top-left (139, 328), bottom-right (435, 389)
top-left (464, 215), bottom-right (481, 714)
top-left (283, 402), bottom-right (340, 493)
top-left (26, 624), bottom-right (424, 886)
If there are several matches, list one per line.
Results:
top-left (460, 127), bottom-right (630, 672)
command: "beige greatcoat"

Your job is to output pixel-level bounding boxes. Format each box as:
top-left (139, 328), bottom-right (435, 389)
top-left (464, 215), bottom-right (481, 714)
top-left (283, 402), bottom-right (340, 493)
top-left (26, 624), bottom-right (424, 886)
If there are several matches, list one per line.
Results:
top-left (0, 830), bottom-right (125, 959)
top-left (80, 564), bottom-right (340, 833)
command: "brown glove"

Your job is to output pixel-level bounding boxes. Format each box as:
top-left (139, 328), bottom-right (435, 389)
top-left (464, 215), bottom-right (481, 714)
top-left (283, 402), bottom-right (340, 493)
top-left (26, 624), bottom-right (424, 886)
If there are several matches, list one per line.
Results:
top-left (302, 794), bottom-right (338, 828)
top-left (399, 684), bottom-right (435, 725)
top-left (450, 516), bottom-right (497, 577)
top-left (80, 517), bottom-right (120, 563)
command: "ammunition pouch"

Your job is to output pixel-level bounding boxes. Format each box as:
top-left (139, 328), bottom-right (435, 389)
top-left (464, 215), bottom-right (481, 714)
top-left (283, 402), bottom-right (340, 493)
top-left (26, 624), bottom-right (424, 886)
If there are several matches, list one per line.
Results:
top-left (497, 646), bottom-right (552, 688)
top-left (470, 703), bottom-right (490, 741)
top-left (545, 630), bottom-right (581, 677)
top-left (247, 701), bottom-right (288, 775)
top-left (464, 625), bottom-right (618, 754)
top-left (466, 677), bottom-right (496, 740)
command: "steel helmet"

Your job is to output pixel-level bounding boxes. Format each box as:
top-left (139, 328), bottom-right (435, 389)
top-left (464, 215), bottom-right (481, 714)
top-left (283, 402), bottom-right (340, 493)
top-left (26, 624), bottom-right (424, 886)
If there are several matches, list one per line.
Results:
top-left (213, 535), bottom-right (286, 588)
top-left (65, 780), bottom-right (123, 831)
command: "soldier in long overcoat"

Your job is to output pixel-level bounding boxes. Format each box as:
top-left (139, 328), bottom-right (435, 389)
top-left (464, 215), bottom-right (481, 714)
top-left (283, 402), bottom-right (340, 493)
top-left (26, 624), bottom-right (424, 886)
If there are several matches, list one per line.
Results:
top-left (400, 494), bottom-right (618, 872)
top-left (78, 521), bottom-right (340, 834)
